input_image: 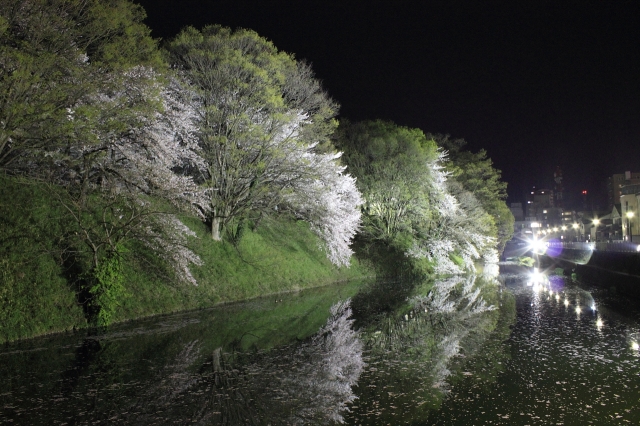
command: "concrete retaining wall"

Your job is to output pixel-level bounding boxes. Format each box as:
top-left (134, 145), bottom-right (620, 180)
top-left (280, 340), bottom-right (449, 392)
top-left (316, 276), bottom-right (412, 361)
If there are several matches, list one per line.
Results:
top-left (540, 249), bottom-right (640, 299)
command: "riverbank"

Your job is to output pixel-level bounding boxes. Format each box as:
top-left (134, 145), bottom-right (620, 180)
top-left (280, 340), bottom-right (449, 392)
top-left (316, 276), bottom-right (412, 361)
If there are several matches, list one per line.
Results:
top-left (0, 176), bottom-right (375, 344)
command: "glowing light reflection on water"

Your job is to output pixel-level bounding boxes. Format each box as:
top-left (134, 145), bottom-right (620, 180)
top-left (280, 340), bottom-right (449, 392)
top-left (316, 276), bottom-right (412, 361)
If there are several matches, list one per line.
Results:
top-left (1, 273), bottom-right (640, 425)
top-left (426, 274), bottom-right (640, 425)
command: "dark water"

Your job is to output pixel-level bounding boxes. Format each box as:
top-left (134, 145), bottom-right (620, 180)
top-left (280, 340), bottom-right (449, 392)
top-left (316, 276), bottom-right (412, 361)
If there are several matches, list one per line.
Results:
top-left (427, 270), bottom-right (640, 425)
top-left (1, 267), bottom-right (640, 425)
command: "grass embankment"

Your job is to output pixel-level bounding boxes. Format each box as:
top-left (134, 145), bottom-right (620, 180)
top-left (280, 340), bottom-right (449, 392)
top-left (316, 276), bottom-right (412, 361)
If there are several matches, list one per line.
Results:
top-left (0, 176), bottom-right (374, 343)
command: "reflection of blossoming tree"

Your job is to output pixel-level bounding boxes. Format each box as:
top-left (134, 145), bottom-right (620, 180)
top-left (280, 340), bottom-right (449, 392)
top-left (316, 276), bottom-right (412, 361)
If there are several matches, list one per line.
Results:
top-left (119, 300), bottom-right (364, 425)
top-left (345, 275), bottom-right (501, 423)
top-left (411, 276), bottom-right (498, 391)
top-left (412, 275), bottom-right (497, 318)
top-left (276, 300), bottom-right (364, 424)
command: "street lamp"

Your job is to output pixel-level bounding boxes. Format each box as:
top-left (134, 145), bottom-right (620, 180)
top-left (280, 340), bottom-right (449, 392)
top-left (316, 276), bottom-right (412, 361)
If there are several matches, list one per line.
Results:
top-left (593, 219), bottom-right (600, 242)
top-left (627, 211), bottom-right (634, 242)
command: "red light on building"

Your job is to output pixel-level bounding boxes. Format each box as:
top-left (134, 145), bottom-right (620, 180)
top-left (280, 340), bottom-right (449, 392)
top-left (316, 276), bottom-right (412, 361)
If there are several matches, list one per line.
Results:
top-left (582, 190), bottom-right (587, 195)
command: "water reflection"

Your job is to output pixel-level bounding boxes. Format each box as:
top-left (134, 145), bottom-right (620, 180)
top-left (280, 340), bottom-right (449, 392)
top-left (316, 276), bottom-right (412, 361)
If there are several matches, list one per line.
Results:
top-left (8, 268), bottom-right (640, 424)
top-left (109, 300), bottom-right (364, 425)
top-left (0, 275), bottom-right (510, 425)
top-left (428, 270), bottom-right (640, 425)
top-left (345, 275), bottom-right (510, 424)
top-left (0, 297), bottom-right (365, 425)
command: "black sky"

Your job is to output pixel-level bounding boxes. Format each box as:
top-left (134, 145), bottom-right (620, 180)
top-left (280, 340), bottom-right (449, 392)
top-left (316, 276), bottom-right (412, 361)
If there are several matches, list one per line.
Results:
top-left (134, 0), bottom-right (640, 206)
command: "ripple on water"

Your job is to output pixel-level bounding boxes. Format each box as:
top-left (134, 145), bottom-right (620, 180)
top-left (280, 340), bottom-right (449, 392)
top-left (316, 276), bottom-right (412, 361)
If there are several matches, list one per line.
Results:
top-left (427, 278), bottom-right (640, 425)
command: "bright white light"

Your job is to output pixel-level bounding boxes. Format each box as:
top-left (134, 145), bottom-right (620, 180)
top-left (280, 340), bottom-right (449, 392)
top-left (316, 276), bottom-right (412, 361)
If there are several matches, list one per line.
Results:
top-left (575, 306), bottom-right (582, 314)
top-left (529, 268), bottom-right (544, 284)
top-left (596, 318), bottom-right (603, 329)
top-left (529, 239), bottom-right (547, 254)
top-left (632, 342), bottom-right (639, 351)
top-left (555, 294), bottom-right (560, 301)
top-left (564, 299), bottom-right (569, 307)
top-left (591, 304), bottom-right (596, 311)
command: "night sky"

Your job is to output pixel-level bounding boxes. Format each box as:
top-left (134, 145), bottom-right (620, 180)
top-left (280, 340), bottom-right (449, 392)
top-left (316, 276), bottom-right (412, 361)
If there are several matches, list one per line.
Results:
top-left (133, 0), bottom-right (640, 206)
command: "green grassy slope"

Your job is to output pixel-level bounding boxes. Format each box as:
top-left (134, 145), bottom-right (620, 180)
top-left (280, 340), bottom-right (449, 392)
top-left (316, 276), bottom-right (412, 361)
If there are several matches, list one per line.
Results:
top-left (0, 176), bottom-right (373, 343)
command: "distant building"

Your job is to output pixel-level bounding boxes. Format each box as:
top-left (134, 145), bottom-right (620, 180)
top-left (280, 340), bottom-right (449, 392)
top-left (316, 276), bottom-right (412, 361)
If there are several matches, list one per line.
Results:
top-left (525, 188), bottom-right (554, 218)
top-left (524, 188), bottom-right (562, 226)
top-left (560, 210), bottom-right (575, 227)
top-left (509, 203), bottom-right (524, 221)
top-left (620, 183), bottom-right (640, 242)
top-left (607, 171), bottom-right (640, 209)
top-left (513, 219), bottom-right (541, 240)
top-left (554, 166), bottom-right (564, 208)
top-left (587, 205), bottom-right (623, 241)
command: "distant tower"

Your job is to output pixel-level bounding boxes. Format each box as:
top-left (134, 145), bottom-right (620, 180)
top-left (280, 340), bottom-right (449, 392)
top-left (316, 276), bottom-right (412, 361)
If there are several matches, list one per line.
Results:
top-left (554, 166), bottom-right (563, 208)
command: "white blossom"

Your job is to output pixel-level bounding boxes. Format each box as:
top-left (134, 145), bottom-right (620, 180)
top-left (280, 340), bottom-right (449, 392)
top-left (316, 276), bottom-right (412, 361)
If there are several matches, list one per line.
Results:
top-left (405, 151), bottom-right (498, 274)
top-left (286, 150), bottom-right (363, 267)
top-left (47, 67), bottom-right (207, 284)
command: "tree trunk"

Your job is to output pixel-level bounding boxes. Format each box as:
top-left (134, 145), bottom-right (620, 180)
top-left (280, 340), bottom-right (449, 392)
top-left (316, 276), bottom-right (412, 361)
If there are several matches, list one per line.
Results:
top-left (211, 216), bottom-right (222, 241)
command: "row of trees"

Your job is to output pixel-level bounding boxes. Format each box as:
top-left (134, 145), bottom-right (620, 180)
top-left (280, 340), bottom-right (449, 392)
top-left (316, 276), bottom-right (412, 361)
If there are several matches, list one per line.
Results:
top-left (1, 1), bottom-right (360, 295)
top-left (334, 121), bottom-right (513, 275)
top-left (1, 0), bottom-right (512, 319)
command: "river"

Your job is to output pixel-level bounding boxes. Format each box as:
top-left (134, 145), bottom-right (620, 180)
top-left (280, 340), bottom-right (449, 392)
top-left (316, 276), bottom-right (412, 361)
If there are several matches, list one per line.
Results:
top-left (1, 265), bottom-right (639, 425)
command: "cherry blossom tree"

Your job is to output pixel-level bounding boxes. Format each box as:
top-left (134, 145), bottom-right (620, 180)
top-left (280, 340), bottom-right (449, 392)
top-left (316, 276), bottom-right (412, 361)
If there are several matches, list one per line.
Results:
top-left (336, 120), bottom-right (499, 275)
top-left (407, 155), bottom-right (497, 275)
top-left (50, 67), bottom-right (206, 287)
top-left (285, 150), bottom-right (362, 266)
top-left (334, 120), bottom-right (439, 249)
top-left (0, 0), bottom-right (162, 172)
top-left (168, 26), bottom-right (362, 266)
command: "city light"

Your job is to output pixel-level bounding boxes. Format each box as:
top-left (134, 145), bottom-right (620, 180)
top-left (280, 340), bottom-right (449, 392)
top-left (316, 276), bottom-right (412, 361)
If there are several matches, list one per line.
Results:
top-left (528, 238), bottom-right (547, 254)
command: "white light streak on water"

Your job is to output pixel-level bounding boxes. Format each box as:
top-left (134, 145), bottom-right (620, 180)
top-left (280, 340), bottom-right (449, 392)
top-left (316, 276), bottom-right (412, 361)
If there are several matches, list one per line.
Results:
top-left (427, 274), bottom-right (640, 425)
